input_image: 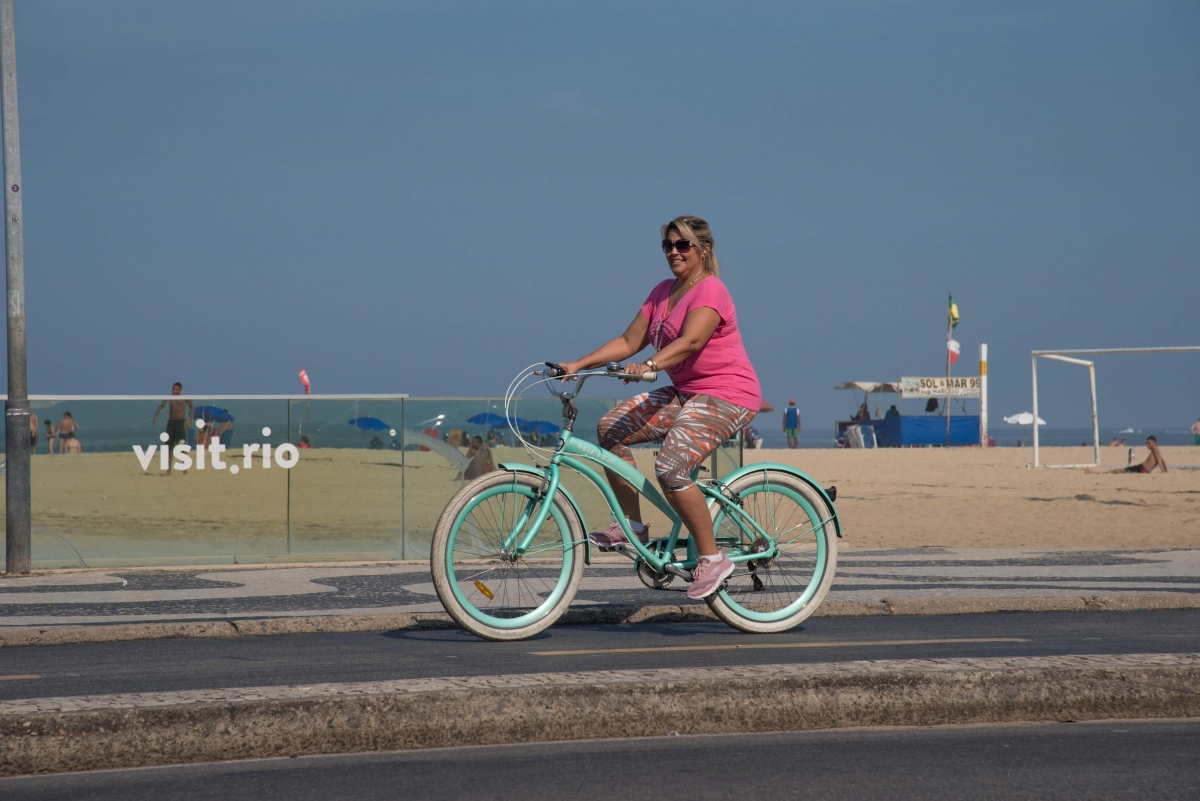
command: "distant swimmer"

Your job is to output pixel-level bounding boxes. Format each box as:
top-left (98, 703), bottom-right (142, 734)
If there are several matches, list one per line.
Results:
top-left (153, 382), bottom-right (194, 475)
top-left (1087, 436), bottom-right (1168, 474)
top-left (1192, 417), bottom-right (1200, 446)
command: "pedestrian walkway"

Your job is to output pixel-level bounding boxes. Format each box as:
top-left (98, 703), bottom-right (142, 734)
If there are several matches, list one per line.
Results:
top-left (2, 548), bottom-right (1197, 628)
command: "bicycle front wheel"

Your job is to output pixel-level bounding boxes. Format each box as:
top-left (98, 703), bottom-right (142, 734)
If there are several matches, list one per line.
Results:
top-left (705, 469), bottom-right (838, 633)
top-left (431, 471), bottom-right (585, 641)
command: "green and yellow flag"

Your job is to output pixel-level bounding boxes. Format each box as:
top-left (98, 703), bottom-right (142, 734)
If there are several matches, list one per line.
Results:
top-left (948, 295), bottom-right (959, 329)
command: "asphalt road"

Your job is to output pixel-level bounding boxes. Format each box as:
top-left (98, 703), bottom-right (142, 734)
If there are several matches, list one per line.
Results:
top-left (2, 609), bottom-right (1199, 700)
top-left (3, 720), bottom-right (1198, 800)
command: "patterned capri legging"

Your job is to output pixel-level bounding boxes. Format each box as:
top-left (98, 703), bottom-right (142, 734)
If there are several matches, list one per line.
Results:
top-left (597, 386), bottom-right (756, 492)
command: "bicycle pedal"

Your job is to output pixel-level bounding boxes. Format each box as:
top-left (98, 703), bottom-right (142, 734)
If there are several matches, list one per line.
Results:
top-left (663, 564), bottom-right (693, 583)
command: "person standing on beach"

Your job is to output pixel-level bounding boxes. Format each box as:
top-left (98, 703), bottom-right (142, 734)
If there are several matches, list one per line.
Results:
top-left (56, 413), bottom-right (81, 454)
top-left (783, 399), bottom-right (801, 449)
top-left (1192, 417), bottom-right (1200, 446)
top-left (29, 411), bottom-right (37, 453)
top-left (153, 382), bottom-right (194, 476)
top-left (556, 215), bottom-right (761, 600)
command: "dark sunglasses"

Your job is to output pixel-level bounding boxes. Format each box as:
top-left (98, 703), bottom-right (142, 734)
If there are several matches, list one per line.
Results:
top-left (661, 238), bottom-right (695, 254)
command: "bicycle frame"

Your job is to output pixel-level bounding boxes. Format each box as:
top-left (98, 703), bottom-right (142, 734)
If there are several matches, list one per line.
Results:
top-left (500, 428), bottom-right (776, 574)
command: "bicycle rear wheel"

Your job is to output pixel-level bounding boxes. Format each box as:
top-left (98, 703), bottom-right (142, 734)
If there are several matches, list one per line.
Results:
top-left (431, 471), bottom-right (585, 641)
top-left (705, 469), bottom-right (838, 633)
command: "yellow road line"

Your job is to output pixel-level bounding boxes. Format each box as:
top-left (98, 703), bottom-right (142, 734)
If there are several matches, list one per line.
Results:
top-left (0, 674), bottom-right (40, 681)
top-left (529, 637), bottom-right (1028, 656)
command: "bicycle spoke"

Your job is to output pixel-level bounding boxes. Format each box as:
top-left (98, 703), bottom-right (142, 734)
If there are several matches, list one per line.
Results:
top-left (715, 480), bottom-right (824, 614)
top-left (448, 484), bottom-right (569, 621)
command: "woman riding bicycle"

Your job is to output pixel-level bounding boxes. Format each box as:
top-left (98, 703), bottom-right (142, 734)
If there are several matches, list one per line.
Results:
top-left (557, 215), bottom-right (761, 600)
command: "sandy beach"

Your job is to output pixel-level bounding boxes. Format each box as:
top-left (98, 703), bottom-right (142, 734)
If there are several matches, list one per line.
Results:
top-left (3, 445), bottom-right (1196, 568)
top-left (744, 446), bottom-right (1199, 550)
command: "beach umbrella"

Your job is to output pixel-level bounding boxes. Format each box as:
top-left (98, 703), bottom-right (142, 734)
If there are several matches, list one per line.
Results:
top-left (1004, 412), bottom-right (1045, 446)
top-left (521, 420), bottom-right (561, 435)
top-left (1003, 413), bottom-right (1046, 426)
top-left (759, 400), bottom-right (776, 413)
top-left (466, 412), bottom-right (528, 428)
top-left (194, 406), bottom-right (234, 423)
top-left (348, 416), bottom-right (390, 431)
top-left (466, 412), bottom-right (507, 427)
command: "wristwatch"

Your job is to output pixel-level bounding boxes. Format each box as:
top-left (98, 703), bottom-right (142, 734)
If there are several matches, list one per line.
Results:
top-left (644, 358), bottom-right (660, 372)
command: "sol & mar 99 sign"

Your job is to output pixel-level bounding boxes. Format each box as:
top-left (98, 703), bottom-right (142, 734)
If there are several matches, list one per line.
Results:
top-left (900, 376), bottom-right (982, 398)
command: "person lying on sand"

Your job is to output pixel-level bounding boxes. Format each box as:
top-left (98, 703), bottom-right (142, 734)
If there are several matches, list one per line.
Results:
top-left (1087, 436), bottom-right (1168, 474)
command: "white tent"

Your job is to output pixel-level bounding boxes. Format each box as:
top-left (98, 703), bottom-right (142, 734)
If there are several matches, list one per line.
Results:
top-left (834, 381), bottom-right (902, 394)
top-left (835, 382), bottom-right (902, 419)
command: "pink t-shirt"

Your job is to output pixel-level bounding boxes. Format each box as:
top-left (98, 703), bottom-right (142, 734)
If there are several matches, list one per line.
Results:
top-left (639, 276), bottom-right (762, 412)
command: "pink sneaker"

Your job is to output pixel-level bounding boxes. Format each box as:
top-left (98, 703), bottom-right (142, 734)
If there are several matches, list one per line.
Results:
top-left (588, 520), bottom-right (649, 551)
top-left (687, 551), bottom-right (735, 599)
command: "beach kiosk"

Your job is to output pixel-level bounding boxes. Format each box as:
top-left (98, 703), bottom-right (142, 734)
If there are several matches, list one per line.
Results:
top-left (835, 382), bottom-right (901, 445)
top-left (836, 379), bottom-right (981, 447)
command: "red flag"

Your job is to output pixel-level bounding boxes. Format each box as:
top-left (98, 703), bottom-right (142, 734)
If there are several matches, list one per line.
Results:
top-left (947, 335), bottom-right (961, 366)
top-left (299, 368), bottom-right (311, 395)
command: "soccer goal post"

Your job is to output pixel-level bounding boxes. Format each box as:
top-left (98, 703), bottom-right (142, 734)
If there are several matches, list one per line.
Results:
top-left (1031, 346), bottom-right (1200, 468)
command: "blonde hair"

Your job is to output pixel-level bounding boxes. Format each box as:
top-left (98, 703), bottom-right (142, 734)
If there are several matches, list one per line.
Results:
top-left (662, 215), bottom-right (719, 278)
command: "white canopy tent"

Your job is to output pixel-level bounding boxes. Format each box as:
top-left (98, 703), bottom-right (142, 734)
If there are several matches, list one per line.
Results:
top-left (834, 382), bottom-right (903, 394)
top-left (835, 382), bottom-right (902, 420)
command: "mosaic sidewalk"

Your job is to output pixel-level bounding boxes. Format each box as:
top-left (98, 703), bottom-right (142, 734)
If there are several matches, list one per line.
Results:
top-left (2, 548), bottom-right (1198, 627)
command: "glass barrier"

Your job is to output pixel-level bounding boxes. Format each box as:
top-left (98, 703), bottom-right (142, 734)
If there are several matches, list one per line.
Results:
top-left (13, 398), bottom-right (289, 568)
top-left (286, 398), bottom-right (405, 560)
top-left (0, 395), bottom-right (742, 570)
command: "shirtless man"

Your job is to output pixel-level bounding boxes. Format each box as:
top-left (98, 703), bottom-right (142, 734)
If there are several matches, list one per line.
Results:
top-left (1087, 436), bottom-right (1168, 474)
top-left (153, 382), bottom-right (194, 475)
top-left (1191, 417), bottom-right (1200, 446)
top-left (56, 413), bottom-right (81, 454)
top-left (29, 411), bottom-right (37, 452)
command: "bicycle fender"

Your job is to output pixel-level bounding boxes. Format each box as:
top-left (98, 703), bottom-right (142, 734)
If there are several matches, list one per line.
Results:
top-left (497, 463), bottom-right (591, 564)
top-left (717, 462), bottom-right (843, 538)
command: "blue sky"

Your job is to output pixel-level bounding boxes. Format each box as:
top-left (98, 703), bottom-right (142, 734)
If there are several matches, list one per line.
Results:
top-left (7, 0), bottom-right (1199, 430)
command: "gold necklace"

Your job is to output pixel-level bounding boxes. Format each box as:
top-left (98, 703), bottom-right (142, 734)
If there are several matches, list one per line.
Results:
top-left (674, 273), bottom-right (703, 294)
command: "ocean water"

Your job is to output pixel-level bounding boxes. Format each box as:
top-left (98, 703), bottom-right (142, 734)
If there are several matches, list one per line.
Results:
top-left (14, 396), bottom-right (621, 456)
top-left (13, 397), bottom-right (1194, 455)
top-left (748, 425), bottom-right (1195, 449)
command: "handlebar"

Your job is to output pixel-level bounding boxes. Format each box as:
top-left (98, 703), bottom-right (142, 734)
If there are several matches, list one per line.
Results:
top-left (541, 362), bottom-right (657, 400)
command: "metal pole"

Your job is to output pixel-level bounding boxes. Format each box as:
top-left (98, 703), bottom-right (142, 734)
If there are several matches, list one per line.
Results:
top-left (1031, 355), bottom-right (1040, 466)
top-left (1089, 363), bottom-right (1099, 466)
top-left (399, 398), bottom-right (406, 560)
top-left (2, 0), bottom-right (30, 575)
top-left (979, 343), bottom-right (988, 447)
top-left (944, 341), bottom-right (951, 447)
top-left (944, 292), bottom-right (951, 446)
top-left (286, 400), bottom-right (292, 554)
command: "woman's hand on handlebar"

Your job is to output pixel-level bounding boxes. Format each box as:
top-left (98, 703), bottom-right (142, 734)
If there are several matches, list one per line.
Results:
top-left (622, 361), bottom-right (651, 384)
top-left (555, 360), bottom-right (582, 381)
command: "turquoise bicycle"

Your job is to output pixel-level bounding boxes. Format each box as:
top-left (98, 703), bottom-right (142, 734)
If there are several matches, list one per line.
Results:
top-left (430, 363), bottom-right (841, 641)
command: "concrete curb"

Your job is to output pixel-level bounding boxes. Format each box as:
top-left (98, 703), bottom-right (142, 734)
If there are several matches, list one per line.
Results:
top-left (2, 653), bottom-right (1198, 776)
top-left (2, 592), bottom-right (1199, 648)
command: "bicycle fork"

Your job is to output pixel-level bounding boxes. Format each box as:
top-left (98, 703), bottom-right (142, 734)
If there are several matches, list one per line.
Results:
top-left (499, 466), bottom-right (561, 560)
